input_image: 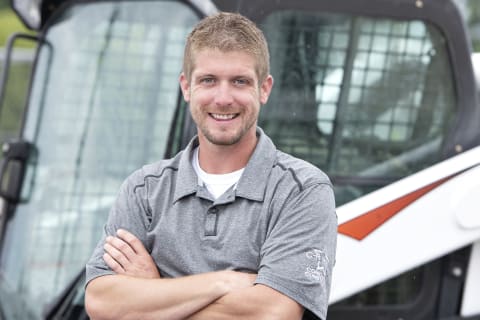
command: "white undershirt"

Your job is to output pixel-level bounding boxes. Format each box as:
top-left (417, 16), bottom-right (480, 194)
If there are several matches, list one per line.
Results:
top-left (192, 147), bottom-right (244, 199)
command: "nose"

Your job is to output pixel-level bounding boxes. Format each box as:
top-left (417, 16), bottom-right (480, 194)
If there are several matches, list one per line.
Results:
top-left (214, 81), bottom-right (234, 107)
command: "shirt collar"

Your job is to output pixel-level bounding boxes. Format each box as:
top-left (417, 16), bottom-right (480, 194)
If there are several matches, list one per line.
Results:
top-left (173, 127), bottom-right (276, 203)
top-left (173, 137), bottom-right (200, 203)
top-left (235, 127), bottom-right (276, 202)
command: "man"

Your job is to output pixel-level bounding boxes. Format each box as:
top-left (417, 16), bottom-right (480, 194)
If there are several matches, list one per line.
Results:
top-left (85, 12), bottom-right (337, 320)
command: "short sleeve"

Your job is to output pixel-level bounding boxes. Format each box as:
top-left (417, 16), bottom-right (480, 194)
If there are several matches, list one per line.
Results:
top-left (255, 183), bottom-right (337, 320)
top-left (85, 170), bottom-right (151, 285)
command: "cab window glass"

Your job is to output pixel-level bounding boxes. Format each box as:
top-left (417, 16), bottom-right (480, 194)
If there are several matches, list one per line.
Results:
top-left (0, 2), bottom-right (198, 318)
top-left (260, 11), bottom-right (456, 206)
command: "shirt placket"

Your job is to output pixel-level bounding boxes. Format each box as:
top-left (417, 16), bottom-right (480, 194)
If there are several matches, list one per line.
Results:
top-left (205, 206), bottom-right (219, 236)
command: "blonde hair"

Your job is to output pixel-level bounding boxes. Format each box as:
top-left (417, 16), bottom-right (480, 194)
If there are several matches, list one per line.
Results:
top-left (183, 12), bottom-right (270, 83)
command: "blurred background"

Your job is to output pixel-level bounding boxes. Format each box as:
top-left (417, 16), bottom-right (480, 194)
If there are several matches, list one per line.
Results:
top-left (1, 0), bottom-right (480, 142)
top-left (0, 0), bottom-right (35, 143)
top-left (1, 0), bottom-right (480, 122)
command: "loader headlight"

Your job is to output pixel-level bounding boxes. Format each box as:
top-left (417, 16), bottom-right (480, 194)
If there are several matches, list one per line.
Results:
top-left (11, 0), bottom-right (43, 30)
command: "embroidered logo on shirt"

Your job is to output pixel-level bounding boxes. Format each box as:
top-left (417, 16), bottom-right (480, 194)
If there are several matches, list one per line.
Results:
top-left (305, 249), bottom-right (329, 281)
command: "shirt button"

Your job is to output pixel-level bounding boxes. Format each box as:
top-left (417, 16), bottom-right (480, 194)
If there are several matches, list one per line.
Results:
top-left (209, 207), bottom-right (219, 214)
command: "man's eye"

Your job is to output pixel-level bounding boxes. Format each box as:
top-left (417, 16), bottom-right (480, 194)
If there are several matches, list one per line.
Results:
top-left (234, 79), bottom-right (249, 86)
top-left (201, 78), bottom-right (215, 84)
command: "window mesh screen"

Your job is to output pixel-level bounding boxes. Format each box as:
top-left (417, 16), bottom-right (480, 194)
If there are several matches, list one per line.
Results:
top-left (260, 12), bottom-right (456, 205)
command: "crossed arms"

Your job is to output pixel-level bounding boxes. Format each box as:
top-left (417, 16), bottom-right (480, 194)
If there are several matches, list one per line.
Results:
top-left (85, 229), bottom-right (304, 320)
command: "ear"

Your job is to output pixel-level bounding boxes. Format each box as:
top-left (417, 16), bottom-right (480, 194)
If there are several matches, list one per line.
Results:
top-left (259, 75), bottom-right (274, 105)
top-left (179, 72), bottom-right (190, 102)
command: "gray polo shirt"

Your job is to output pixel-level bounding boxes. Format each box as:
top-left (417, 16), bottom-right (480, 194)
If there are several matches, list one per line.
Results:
top-left (86, 127), bottom-right (337, 320)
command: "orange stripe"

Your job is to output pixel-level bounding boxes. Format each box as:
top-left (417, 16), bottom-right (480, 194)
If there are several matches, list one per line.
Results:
top-left (338, 176), bottom-right (452, 240)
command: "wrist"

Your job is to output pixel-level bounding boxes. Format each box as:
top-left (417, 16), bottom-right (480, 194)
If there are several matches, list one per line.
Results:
top-left (213, 270), bottom-right (256, 296)
top-left (213, 270), bottom-right (235, 296)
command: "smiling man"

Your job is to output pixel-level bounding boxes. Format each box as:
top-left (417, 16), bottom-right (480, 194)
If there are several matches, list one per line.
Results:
top-left (85, 12), bottom-right (337, 320)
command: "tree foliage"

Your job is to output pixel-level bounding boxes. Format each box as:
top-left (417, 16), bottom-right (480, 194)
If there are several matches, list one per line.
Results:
top-left (0, 0), bottom-right (8, 10)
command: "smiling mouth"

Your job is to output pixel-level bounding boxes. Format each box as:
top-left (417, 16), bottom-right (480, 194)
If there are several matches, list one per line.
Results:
top-left (210, 113), bottom-right (238, 120)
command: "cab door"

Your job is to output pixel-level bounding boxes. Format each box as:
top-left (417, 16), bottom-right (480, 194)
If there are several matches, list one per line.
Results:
top-left (0, 1), bottom-right (203, 318)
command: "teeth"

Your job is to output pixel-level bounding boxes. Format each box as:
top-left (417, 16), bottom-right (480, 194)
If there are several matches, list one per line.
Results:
top-left (211, 113), bottom-right (236, 120)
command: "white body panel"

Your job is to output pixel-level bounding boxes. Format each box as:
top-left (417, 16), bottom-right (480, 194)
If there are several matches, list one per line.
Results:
top-left (330, 146), bottom-right (480, 303)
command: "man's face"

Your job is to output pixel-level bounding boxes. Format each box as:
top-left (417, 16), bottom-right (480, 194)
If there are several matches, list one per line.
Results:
top-left (180, 49), bottom-right (273, 146)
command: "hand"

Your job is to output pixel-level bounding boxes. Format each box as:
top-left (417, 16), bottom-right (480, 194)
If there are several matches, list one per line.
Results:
top-left (221, 270), bottom-right (257, 293)
top-left (103, 229), bottom-right (160, 279)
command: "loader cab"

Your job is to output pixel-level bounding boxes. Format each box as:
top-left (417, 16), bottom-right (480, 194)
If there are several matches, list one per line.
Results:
top-left (0, 0), bottom-right (479, 319)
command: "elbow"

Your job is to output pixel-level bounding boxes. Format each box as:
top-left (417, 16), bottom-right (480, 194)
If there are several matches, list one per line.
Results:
top-left (85, 290), bottom-right (106, 320)
top-left (256, 295), bottom-right (304, 320)
top-left (85, 285), bottom-right (113, 320)
top-left (85, 292), bottom-right (103, 320)
top-left (258, 308), bottom-right (303, 320)
top-left (259, 308), bottom-right (294, 320)
top-left (85, 279), bottom-right (125, 320)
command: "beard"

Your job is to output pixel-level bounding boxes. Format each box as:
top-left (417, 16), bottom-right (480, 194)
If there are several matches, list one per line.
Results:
top-left (197, 118), bottom-right (256, 146)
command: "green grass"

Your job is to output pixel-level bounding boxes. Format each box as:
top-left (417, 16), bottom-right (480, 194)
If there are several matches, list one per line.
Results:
top-left (0, 8), bottom-right (35, 47)
top-left (0, 7), bottom-right (35, 141)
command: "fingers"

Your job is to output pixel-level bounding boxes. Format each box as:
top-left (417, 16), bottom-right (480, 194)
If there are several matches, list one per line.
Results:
top-left (103, 230), bottom-right (138, 272)
top-left (103, 252), bottom-right (125, 274)
top-left (103, 240), bottom-right (132, 272)
top-left (105, 234), bottom-right (136, 261)
top-left (116, 229), bottom-right (150, 256)
top-left (103, 229), bottom-right (160, 279)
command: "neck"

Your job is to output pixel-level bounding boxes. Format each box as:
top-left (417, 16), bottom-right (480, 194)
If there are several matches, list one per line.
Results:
top-left (197, 131), bottom-right (257, 174)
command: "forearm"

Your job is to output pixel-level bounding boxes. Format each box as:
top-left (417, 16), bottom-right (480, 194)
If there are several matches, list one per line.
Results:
top-left (85, 272), bottom-right (232, 320)
top-left (187, 284), bottom-right (304, 320)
